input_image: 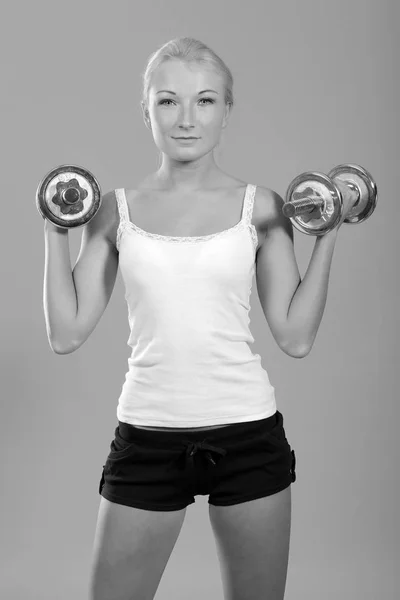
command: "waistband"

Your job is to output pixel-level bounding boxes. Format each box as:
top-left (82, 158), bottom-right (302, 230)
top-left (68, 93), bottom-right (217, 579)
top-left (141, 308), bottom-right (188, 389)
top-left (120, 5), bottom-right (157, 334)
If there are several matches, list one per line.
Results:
top-left (117, 410), bottom-right (281, 448)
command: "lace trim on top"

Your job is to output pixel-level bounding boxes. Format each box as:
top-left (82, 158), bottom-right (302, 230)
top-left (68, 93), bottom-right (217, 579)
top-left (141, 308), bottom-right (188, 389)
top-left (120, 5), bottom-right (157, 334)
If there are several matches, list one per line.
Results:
top-left (115, 184), bottom-right (258, 251)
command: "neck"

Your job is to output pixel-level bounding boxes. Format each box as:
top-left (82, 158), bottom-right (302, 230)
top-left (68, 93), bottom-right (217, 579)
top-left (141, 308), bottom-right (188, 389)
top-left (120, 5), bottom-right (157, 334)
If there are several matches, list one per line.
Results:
top-left (154, 160), bottom-right (222, 192)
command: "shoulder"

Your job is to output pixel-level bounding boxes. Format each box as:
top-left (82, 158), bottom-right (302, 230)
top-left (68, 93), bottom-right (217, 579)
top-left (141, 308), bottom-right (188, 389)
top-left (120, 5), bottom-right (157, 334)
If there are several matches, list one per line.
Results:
top-left (100, 189), bottom-right (119, 221)
top-left (254, 185), bottom-right (293, 241)
top-left (88, 189), bottom-right (119, 245)
top-left (254, 185), bottom-right (283, 210)
top-left (85, 189), bottom-right (118, 226)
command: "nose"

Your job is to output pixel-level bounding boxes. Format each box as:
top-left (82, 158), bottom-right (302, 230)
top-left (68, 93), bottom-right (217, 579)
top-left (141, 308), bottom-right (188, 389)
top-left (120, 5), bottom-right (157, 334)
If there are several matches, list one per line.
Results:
top-left (178, 103), bottom-right (196, 131)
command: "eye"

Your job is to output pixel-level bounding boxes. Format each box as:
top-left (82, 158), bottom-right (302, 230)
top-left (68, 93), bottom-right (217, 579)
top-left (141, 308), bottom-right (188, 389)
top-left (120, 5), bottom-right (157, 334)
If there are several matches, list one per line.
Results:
top-left (158, 98), bottom-right (215, 106)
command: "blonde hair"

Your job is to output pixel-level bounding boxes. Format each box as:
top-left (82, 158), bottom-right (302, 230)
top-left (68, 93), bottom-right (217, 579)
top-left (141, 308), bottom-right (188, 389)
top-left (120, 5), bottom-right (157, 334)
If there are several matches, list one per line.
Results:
top-left (141, 36), bottom-right (235, 112)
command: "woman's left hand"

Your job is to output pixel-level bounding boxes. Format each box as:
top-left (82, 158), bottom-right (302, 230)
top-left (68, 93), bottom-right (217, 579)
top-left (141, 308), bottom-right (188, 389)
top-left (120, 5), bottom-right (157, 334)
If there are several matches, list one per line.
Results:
top-left (334, 180), bottom-right (356, 230)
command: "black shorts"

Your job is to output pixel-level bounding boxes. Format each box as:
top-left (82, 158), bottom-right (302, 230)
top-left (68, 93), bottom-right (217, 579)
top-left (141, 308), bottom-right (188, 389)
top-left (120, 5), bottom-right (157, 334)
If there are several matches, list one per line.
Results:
top-left (98, 410), bottom-right (296, 511)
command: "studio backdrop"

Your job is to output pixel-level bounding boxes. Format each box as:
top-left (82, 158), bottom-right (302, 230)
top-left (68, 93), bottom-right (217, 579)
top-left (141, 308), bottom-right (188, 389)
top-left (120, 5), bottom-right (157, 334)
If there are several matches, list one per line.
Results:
top-left (1, 0), bottom-right (398, 599)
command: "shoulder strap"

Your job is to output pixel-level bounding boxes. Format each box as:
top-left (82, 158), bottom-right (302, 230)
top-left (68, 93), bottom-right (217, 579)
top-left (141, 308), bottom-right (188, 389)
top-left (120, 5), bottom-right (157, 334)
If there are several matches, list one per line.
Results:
top-left (115, 188), bottom-right (130, 225)
top-left (242, 183), bottom-right (257, 226)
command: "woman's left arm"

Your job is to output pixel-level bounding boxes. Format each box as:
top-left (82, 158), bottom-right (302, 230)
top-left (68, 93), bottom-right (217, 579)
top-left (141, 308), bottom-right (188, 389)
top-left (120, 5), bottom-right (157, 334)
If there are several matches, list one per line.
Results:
top-left (285, 228), bottom-right (338, 357)
top-left (285, 178), bottom-right (354, 356)
top-left (256, 183), bottom-right (353, 358)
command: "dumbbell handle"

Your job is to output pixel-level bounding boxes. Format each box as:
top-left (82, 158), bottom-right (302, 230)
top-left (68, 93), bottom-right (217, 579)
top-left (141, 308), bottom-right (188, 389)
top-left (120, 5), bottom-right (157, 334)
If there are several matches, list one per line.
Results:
top-left (282, 195), bottom-right (324, 218)
top-left (282, 181), bottom-right (360, 218)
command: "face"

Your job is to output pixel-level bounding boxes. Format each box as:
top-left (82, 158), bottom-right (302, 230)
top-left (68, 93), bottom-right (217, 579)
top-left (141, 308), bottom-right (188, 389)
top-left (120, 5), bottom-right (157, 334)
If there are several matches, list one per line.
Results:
top-left (142, 60), bottom-right (231, 164)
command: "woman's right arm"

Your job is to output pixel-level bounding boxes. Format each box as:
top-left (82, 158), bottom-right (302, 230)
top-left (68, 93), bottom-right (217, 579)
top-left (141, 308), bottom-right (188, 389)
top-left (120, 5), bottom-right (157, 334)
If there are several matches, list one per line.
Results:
top-left (43, 190), bottom-right (119, 354)
top-left (43, 219), bottom-right (79, 353)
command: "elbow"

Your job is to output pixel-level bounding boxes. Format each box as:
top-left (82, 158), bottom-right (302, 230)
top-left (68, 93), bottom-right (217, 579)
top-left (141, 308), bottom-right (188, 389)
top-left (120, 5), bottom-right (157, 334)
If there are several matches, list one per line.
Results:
top-left (52, 346), bottom-right (75, 355)
top-left (281, 340), bottom-right (311, 359)
top-left (280, 329), bottom-right (313, 358)
top-left (290, 345), bottom-right (311, 358)
top-left (50, 338), bottom-right (81, 355)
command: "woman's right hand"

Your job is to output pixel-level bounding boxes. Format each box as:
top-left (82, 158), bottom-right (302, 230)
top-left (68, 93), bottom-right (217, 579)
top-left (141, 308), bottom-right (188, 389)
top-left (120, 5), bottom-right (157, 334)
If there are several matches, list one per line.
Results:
top-left (44, 218), bottom-right (68, 234)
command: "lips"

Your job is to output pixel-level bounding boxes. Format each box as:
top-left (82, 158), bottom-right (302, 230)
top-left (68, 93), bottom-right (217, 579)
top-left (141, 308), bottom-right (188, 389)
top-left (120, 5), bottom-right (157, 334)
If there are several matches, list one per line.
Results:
top-left (174, 137), bottom-right (198, 139)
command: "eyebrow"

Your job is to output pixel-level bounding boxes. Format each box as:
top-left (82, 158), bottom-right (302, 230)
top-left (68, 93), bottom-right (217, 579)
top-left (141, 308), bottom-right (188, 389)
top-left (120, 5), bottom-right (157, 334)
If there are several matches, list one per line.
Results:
top-left (156, 89), bottom-right (219, 95)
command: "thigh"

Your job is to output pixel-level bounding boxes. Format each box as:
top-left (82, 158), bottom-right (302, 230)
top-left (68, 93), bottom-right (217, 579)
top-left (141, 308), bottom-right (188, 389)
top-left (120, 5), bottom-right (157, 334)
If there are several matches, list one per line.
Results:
top-left (208, 410), bottom-right (296, 506)
top-left (209, 486), bottom-right (291, 600)
top-left (88, 497), bottom-right (186, 600)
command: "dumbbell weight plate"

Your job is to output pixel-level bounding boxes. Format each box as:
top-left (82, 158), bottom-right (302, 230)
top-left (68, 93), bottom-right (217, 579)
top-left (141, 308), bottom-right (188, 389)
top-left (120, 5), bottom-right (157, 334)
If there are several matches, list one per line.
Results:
top-left (284, 171), bottom-right (343, 236)
top-left (36, 164), bottom-right (102, 229)
top-left (328, 164), bottom-right (377, 224)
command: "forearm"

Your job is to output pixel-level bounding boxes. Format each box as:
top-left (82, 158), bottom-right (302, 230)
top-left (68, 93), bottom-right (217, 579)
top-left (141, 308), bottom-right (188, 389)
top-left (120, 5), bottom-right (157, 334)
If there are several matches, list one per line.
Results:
top-left (285, 228), bottom-right (339, 355)
top-left (43, 220), bottom-right (79, 352)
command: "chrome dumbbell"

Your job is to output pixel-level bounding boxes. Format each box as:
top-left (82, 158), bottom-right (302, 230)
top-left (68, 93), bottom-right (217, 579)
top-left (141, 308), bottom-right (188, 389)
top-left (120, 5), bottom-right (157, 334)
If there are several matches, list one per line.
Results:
top-left (282, 164), bottom-right (378, 236)
top-left (36, 164), bottom-right (102, 229)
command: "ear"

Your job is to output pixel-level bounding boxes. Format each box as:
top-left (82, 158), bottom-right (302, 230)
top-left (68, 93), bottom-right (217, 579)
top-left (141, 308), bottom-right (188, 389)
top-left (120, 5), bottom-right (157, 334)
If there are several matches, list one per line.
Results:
top-left (221, 102), bottom-right (232, 129)
top-left (141, 101), bottom-right (151, 130)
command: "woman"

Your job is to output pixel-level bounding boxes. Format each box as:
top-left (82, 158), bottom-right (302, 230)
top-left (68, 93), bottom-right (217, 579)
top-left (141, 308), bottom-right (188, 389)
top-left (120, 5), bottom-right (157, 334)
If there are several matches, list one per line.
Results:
top-left (44, 37), bottom-right (353, 600)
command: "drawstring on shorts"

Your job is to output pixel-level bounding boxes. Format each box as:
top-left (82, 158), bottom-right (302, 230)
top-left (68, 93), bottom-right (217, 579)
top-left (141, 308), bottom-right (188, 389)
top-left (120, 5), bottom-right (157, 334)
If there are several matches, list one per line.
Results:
top-left (179, 438), bottom-right (228, 492)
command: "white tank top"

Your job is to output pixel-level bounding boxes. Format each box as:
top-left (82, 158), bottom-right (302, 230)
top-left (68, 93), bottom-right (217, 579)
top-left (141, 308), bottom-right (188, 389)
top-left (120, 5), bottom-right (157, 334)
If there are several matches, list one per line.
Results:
top-left (114, 184), bottom-right (276, 427)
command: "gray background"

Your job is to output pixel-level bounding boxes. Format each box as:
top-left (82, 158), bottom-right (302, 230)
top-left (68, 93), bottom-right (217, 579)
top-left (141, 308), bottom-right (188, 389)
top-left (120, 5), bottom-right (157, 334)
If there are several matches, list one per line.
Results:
top-left (1, 0), bottom-right (399, 598)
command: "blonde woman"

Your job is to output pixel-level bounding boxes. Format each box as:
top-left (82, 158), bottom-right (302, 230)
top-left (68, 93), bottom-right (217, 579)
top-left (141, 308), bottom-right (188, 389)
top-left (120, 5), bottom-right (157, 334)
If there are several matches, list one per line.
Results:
top-left (44, 37), bottom-right (352, 600)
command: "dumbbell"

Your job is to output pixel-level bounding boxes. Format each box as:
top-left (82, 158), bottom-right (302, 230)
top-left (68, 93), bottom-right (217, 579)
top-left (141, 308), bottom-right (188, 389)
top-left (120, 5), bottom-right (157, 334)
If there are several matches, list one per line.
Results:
top-left (282, 164), bottom-right (378, 236)
top-left (36, 164), bottom-right (102, 228)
